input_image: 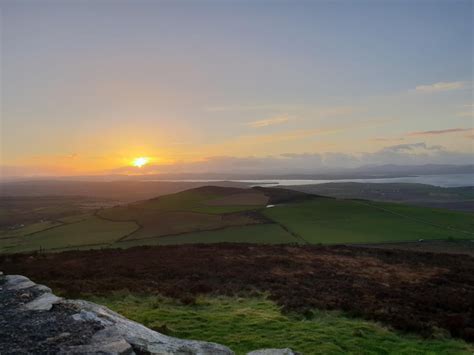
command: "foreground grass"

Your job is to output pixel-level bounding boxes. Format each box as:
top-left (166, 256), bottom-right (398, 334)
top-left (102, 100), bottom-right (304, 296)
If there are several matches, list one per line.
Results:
top-left (89, 293), bottom-right (473, 354)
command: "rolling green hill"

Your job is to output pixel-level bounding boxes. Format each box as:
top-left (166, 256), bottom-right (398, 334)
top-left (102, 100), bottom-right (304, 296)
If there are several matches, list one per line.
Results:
top-left (0, 186), bottom-right (472, 253)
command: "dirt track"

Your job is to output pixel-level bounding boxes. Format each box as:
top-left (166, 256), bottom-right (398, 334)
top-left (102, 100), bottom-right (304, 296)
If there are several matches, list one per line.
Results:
top-left (0, 244), bottom-right (473, 342)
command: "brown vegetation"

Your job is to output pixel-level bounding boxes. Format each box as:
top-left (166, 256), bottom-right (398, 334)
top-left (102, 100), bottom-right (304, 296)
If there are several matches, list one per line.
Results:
top-left (1, 244), bottom-right (473, 342)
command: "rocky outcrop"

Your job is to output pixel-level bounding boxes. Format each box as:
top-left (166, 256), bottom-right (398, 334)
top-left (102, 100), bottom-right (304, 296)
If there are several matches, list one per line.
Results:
top-left (0, 273), bottom-right (234, 354)
top-left (0, 273), bottom-right (297, 354)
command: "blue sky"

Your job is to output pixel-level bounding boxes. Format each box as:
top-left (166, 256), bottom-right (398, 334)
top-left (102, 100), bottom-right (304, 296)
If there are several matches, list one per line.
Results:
top-left (1, 0), bottom-right (472, 176)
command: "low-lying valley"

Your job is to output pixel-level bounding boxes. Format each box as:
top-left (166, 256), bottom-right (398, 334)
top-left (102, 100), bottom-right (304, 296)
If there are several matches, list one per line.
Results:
top-left (1, 183), bottom-right (473, 354)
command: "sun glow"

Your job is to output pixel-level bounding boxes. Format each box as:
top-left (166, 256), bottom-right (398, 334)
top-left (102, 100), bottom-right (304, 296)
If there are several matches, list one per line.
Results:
top-left (132, 157), bottom-right (150, 168)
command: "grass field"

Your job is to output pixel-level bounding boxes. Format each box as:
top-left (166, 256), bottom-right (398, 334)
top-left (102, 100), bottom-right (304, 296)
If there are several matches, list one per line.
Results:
top-left (89, 293), bottom-right (474, 355)
top-left (1, 216), bottom-right (138, 253)
top-left (289, 182), bottom-right (474, 213)
top-left (96, 187), bottom-right (269, 240)
top-left (1, 186), bottom-right (472, 253)
top-left (116, 224), bottom-right (296, 248)
top-left (204, 192), bottom-right (269, 206)
top-left (0, 195), bottom-right (113, 229)
top-left (119, 211), bottom-right (260, 240)
top-left (137, 188), bottom-right (268, 214)
top-left (0, 220), bottom-right (63, 240)
top-left (263, 199), bottom-right (474, 244)
top-left (369, 201), bottom-right (474, 234)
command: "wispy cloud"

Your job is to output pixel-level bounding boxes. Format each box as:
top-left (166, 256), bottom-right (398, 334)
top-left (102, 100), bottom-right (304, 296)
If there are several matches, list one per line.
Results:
top-left (371, 137), bottom-right (405, 142)
top-left (245, 115), bottom-right (292, 128)
top-left (415, 81), bottom-right (466, 93)
top-left (235, 128), bottom-right (334, 145)
top-left (239, 118), bottom-right (390, 144)
top-left (457, 104), bottom-right (474, 118)
top-left (457, 111), bottom-right (473, 118)
top-left (310, 106), bottom-right (359, 117)
top-left (408, 128), bottom-right (472, 136)
top-left (381, 142), bottom-right (443, 153)
top-left (206, 104), bottom-right (360, 117)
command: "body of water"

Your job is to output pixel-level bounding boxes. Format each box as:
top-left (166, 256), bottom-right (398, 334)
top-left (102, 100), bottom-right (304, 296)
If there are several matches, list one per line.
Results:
top-left (153, 173), bottom-right (474, 188)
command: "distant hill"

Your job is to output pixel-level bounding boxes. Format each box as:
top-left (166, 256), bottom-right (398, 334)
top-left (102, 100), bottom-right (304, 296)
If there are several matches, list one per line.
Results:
top-left (0, 180), bottom-right (254, 202)
top-left (287, 182), bottom-right (474, 212)
top-left (351, 164), bottom-right (474, 176)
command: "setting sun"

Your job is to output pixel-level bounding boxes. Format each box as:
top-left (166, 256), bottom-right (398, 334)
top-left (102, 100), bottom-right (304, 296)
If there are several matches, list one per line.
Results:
top-left (132, 157), bottom-right (149, 168)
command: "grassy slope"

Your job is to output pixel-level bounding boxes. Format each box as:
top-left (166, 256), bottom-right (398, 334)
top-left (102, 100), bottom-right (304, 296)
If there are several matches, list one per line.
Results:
top-left (90, 293), bottom-right (473, 355)
top-left (145, 189), bottom-right (267, 214)
top-left (1, 216), bottom-right (138, 253)
top-left (99, 189), bottom-right (265, 220)
top-left (96, 188), bottom-right (269, 241)
top-left (116, 224), bottom-right (297, 248)
top-left (263, 199), bottom-right (474, 244)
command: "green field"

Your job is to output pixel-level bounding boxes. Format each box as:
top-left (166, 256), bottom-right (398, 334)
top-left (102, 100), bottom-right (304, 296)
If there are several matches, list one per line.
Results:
top-left (369, 201), bottom-right (474, 233)
top-left (263, 199), bottom-right (474, 244)
top-left (95, 187), bottom-right (269, 241)
top-left (0, 220), bottom-right (63, 240)
top-left (99, 188), bottom-right (265, 220)
top-left (89, 293), bottom-right (474, 355)
top-left (116, 224), bottom-right (297, 248)
top-left (0, 216), bottom-right (138, 253)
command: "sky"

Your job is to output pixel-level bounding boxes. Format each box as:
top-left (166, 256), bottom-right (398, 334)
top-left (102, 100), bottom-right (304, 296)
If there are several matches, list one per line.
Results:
top-left (0, 0), bottom-right (472, 177)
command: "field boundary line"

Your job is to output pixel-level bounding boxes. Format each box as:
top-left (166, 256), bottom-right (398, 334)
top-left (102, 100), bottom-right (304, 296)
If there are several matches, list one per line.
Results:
top-left (114, 221), bottom-right (272, 243)
top-left (21, 220), bottom-right (68, 237)
top-left (93, 210), bottom-right (142, 243)
top-left (97, 207), bottom-right (269, 243)
top-left (259, 209), bottom-right (308, 244)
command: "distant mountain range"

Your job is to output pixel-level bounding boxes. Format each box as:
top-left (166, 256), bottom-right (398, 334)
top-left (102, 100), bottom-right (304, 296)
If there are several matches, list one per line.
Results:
top-left (125, 164), bottom-right (474, 181)
top-left (1, 164), bottom-right (473, 182)
top-left (350, 164), bottom-right (474, 176)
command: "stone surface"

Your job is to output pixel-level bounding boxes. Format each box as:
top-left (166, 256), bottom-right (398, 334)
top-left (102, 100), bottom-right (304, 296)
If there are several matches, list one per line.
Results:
top-left (67, 299), bottom-right (233, 354)
top-left (0, 273), bottom-right (234, 354)
top-left (24, 292), bottom-right (62, 311)
top-left (62, 338), bottom-right (134, 355)
top-left (4, 275), bottom-right (36, 290)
